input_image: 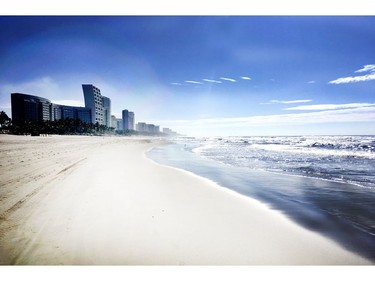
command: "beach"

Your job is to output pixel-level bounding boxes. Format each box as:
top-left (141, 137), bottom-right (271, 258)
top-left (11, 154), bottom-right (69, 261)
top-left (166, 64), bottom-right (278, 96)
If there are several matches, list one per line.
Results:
top-left (0, 134), bottom-right (371, 265)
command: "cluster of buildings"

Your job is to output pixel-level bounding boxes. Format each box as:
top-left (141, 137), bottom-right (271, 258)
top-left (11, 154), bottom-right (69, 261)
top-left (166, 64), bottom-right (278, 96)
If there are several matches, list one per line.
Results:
top-left (10, 84), bottom-right (177, 135)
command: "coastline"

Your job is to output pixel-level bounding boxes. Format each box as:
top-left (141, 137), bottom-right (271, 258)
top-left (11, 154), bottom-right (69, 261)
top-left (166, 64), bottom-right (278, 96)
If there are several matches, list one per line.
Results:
top-left (147, 141), bottom-right (375, 262)
top-left (0, 135), bottom-right (371, 265)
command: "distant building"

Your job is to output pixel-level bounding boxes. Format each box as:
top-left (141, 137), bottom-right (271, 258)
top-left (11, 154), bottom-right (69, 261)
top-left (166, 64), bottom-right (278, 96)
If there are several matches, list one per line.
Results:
top-left (109, 115), bottom-right (122, 131)
top-left (163, 128), bottom-right (176, 135)
top-left (128, 112), bottom-right (135, 130)
top-left (11, 93), bottom-right (91, 124)
top-left (122, 109), bottom-right (135, 131)
top-left (82, 84), bottom-right (104, 125)
top-left (136, 122), bottom-right (160, 134)
top-left (136, 122), bottom-right (146, 132)
top-left (102, 96), bottom-right (111, 127)
top-left (111, 115), bottom-right (117, 128)
top-left (116, 118), bottom-right (123, 131)
top-left (149, 124), bottom-right (160, 134)
top-left (147, 124), bottom-right (155, 133)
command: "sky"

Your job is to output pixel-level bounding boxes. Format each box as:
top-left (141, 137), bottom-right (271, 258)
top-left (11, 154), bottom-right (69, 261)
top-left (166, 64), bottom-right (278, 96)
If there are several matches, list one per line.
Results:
top-left (1, 16), bottom-right (375, 136)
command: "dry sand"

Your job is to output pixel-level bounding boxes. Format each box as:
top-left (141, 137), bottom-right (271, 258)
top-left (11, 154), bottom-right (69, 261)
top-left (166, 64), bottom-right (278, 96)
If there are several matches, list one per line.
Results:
top-left (0, 134), bottom-right (371, 265)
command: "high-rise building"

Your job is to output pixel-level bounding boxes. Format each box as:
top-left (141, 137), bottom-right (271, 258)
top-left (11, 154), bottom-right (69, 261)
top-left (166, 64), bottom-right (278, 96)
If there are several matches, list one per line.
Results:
top-left (11, 93), bottom-right (92, 124)
top-left (82, 84), bottom-right (104, 125)
top-left (162, 128), bottom-right (177, 135)
top-left (102, 96), bottom-right (111, 127)
top-left (136, 122), bottom-right (147, 132)
top-left (163, 128), bottom-right (172, 134)
top-left (136, 122), bottom-right (160, 134)
top-left (116, 118), bottom-right (123, 131)
top-left (111, 115), bottom-right (117, 129)
top-left (122, 109), bottom-right (135, 131)
top-left (128, 111), bottom-right (135, 130)
top-left (146, 124), bottom-right (159, 134)
top-left (11, 93), bottom-right (52, 122)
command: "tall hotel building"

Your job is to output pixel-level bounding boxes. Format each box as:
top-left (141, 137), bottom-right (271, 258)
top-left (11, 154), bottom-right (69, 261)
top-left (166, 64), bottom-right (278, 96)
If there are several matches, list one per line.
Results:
top-left (82, 84), bottom-right (104, 125)
top-left (11, 84), bottom-right (111, 127)
top-left (11, 93), bottom-right (91, 123)
top-left (11, 93), bottom-right (52, 122)
top-left (102, 96), bottom-right (111, 127)
top-left (122, 109), bottom-right (135, 131)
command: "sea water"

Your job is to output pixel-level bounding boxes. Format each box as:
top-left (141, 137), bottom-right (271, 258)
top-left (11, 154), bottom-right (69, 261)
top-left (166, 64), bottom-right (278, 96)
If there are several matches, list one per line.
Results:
top-left (147, 135), bottom-right (375, 262)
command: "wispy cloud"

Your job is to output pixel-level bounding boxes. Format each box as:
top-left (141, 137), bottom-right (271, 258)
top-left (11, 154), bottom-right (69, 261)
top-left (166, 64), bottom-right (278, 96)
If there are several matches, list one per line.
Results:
top-left (155, 106), bottom-right (375, 130)
top-left (262, 99), bottom-right (312, 105)
top-left (0, 77), bottom-right (60, 97)
top-left (355, 64), bottom-right (375, 73)
top-left (329, 64), bottom-right (375, 84)
top-left (202, 79), bottom-right (222, 84)
top-left (241, 76), bottom-right (252, 80)
top-left (175, 76), bottom-right (240, 85)
top-left (284, 103), bottom-right (375, 111)
top-left (329, 73), bottom-right (375, 84)
top-left (184, 80), bottom-right (203, 85)
top-left (307, 80), bottom-right (315, 84)
top-left (220, 77), bottom-right (236, 82)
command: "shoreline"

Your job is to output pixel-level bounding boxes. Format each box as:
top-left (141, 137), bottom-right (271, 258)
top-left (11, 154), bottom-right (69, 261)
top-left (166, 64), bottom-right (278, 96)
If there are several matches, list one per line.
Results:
top-left (0, 135), bottom-right (371, 265)
top-left (148, 141), bottom-right (375, 262)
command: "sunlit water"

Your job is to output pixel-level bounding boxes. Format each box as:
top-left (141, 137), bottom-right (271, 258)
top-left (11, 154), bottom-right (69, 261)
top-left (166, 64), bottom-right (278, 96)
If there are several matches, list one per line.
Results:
top-left (147, 136), bottom-right (375, 262)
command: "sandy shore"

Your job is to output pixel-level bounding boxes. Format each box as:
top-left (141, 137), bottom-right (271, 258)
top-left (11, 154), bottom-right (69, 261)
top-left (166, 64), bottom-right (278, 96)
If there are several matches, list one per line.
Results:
top-left (0, 134), bottom-right (371, 265)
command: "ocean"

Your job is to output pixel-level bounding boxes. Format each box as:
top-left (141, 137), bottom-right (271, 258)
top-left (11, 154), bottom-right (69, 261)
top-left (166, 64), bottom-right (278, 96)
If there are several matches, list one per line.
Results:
top-left (147, 135), bottom-right (375, 262)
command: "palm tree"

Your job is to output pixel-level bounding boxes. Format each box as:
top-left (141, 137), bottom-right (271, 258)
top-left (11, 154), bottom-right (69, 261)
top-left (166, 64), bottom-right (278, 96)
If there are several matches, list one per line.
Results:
top-left (0, 111), bottom-right (11, 129)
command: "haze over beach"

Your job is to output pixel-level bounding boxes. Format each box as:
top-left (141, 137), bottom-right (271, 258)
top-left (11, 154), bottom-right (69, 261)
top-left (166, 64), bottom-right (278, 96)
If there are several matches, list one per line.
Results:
top-left (1, 12), bottom-right (375, 268)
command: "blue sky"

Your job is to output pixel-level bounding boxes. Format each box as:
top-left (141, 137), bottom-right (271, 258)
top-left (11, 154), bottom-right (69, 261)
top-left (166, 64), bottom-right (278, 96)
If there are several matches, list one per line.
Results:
top-left (1, 16), bottom-right (375, 136)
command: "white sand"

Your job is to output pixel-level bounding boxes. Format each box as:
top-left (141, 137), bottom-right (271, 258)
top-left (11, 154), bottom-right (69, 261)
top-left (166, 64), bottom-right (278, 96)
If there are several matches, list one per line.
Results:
top-left (0, 134), bottom-right (371, 265)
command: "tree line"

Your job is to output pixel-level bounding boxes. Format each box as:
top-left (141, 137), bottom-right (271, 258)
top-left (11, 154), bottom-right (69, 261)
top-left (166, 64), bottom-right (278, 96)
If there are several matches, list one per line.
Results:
top-left (0, 111), bottom-right (114, 136)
